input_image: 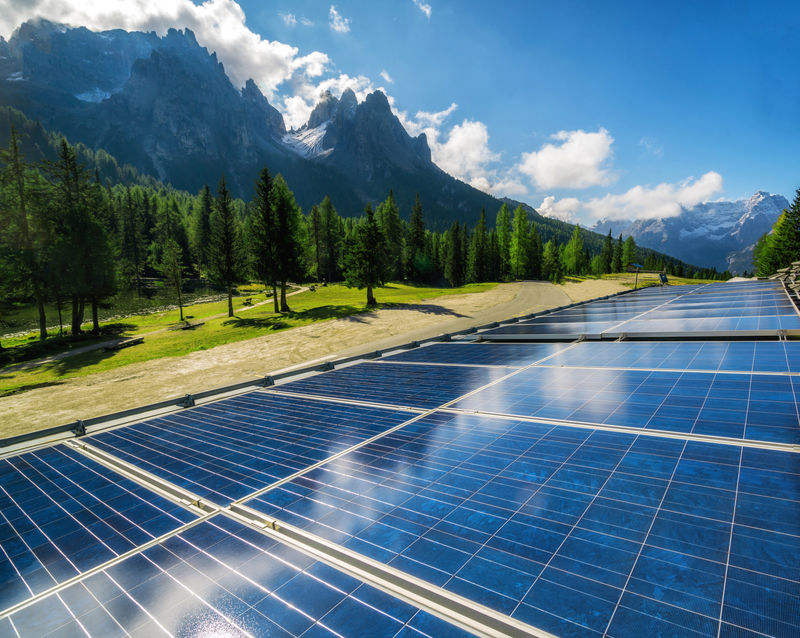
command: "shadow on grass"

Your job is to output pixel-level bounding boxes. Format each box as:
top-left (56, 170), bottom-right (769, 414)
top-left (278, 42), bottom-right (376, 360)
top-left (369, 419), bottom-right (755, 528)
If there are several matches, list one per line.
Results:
top-left (380, 303), bottom-right (467, 318)
top-left (0, 380), bottom-right (65, 397)
top-left (224, 304), bottom-right (367, 328)
top-left (0, 323), bottom-right (137, 369)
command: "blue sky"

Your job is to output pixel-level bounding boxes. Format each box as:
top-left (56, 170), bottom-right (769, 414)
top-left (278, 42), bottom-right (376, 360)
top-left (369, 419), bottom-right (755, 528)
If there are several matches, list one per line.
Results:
top-left (4, 0), bottom-right (798, 223)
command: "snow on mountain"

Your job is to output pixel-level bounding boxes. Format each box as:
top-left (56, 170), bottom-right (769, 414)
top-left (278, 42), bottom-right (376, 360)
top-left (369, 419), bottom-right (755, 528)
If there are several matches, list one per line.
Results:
top-left (282, 121), bottom-right (332, 159)
top-left (593, 191), bottom-right (788, 273)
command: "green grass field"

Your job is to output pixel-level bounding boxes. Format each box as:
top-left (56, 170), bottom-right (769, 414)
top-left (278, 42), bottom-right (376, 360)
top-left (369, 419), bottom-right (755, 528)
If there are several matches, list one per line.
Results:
top-left (0, 282), bottom-right (495, 396)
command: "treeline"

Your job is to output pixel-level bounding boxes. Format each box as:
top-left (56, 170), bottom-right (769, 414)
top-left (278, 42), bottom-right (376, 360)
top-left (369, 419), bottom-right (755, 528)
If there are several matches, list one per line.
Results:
top-left (753, 188), bottom-right (800, 276)
top-left (0, 130), bottom-right (728, 345)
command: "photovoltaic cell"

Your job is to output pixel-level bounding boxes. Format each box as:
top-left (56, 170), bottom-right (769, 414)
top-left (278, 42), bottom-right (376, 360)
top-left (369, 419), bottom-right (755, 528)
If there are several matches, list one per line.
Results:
top-left (244, 411), bottom-right (800, 638)
top-left (0, 445), bottom-right (196, 609)
top-left (5, 515), bottom-right (473, 638)
top-left (381, 342), bottom-right (569, 367)
top-left (454, 367), bottom-right (800, 443)
top-left (87, 393), bottom-right (415, 505)
top-left (275, 361), bottom-right (510, 409)
top-left (538, 340), bottom-right (800, 374)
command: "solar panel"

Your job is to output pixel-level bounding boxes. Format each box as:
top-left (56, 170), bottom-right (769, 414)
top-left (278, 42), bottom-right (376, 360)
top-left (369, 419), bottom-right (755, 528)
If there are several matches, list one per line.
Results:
top-left (0, 445), bottom-right (197, 608)
top-left (242, 411), bottom-right (799, 638)
top-left (86, 393), bottom-right (415, 505)
top-left (538, 340), bottom-right (800, 374)
top-left (275, 361), bottom-right (510, 409)
top-left (3, 280), bottom-right (798, 637)
top-left (5, 515), bottom-right (473, 638)
top-left (382, 342), bottom-right (569, 367)
top-left (454, 367), bottom-right (800, 443)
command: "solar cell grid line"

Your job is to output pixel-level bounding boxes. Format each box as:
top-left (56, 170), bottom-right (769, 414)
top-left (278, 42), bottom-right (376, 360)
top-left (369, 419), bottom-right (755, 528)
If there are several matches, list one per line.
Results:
top-left (453, 367), bottom-right (800, 445)
top-left (534, 341), bottom-right (800, 375)
top-left (84, 392), bottom-right (418, 505)
top-left (241, 411), bottom-right (800, 638)
top-left (273, 361), bottom-right (513, 409)
top-left (378, 343), bottom-right (571, 369)
top-left (4, 514), bottom-right (478, 638)
top-left (601, 283), bottom-right (712, 336)
top-left (0, 445), bottom-right (198, 611)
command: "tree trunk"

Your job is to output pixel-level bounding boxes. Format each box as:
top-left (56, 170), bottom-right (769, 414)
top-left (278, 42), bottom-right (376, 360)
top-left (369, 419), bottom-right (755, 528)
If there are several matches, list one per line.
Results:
top-left (367, 285), bottom-right (376, 306)
top-left (227, 286), bottom-right (234, 317)
top-left (272, 283), bottom-right (279, 313)
top-left (280, 282), bottom-right (290, 312)
top-left (177, 286), bottom-right (184, 321)
top-left (36, 294), bottom-right (47, 341)
top-left (91, 298), bottom-right (100, 334)
top-left (71, 295), bottom-right (82, 335)
top-left (56, 297), bottom-right (64, 336)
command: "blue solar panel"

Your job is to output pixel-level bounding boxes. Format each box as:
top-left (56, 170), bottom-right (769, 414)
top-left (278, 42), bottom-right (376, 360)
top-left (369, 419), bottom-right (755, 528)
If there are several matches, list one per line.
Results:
top-left (539, 340), bottom-right (800, 374)
top-left (454, 367), bottom-right (800, 444)
top-left (0, 445), bottom-right (196, 608)
top-left (382, 342), bottom-right (568, 367)
top-left (5, 515), bottom-right (473, 638)
top-left (86, 393), bottom-right (414, 505)
top-left (244, 411), bottom-right (799, 638)
top-left (276, 361), bottom-right (509, 409)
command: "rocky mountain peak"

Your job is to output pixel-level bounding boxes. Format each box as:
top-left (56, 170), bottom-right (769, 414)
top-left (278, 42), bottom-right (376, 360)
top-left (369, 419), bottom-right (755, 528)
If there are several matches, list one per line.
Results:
top-left (339, 88), bottom-right (357, 119)
top-left (307, 90), bottom-right (339, 129)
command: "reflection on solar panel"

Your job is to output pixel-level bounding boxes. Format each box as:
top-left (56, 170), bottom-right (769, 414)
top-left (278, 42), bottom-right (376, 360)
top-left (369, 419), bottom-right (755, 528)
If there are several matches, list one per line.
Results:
top-left (2, 280), bottom-right (798, 638)
top-left (245, 412), bottom-right (799, 638)
top-left (87, 393), bottom-right (415, 505)
top-left (7, 516), bottom-right (473, 638)
top-left (0, 445), bottom-right (195, 606)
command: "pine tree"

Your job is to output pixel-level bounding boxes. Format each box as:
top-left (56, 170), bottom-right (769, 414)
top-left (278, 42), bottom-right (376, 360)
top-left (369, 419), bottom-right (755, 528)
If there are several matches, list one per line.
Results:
top-left (192, 184), bottom-right (213, 271)
top-left (375, 190), bottom-right (404, 280)
top-left (120, 187), bottom-right (146, 294)
top-left (309, 203), bottom-right (323, 282)
top-left (444, 222), bottom-right (466, 287)
top-left (622, 235), bottom-right (636, 268)
top-left (247, 167), bottom-right (280, 312)
top-left (407, 193), bottom-right (427, 281)
top-left (509, 205), bottom-right (530, 279)
top-left (528, 222), bottom-right (542, 279)
top-left (769, 188), bottom-right (800, 270)
top-left (542, 239), bottom-right (561, 282)
top-left (611, 233), bottom-right (623, 272)
top-left (159, 238), bottom-right (185, 321)
top-left (0, 126), bottom-right (50, 340)
top-left (269, 174), bottom-right (304, 312)
top-left (343, 203), bottom-right (390, 305)
top-left (562, 226), bottom-right (585, 275)
top-left (209, 175), bottom-right (243, 317)
top-left (467, 208), bottom-right (488, 282)
top-left (601, 230), bottom-right (613, 274)
top-left (495, 203), bottom-right (512, 279)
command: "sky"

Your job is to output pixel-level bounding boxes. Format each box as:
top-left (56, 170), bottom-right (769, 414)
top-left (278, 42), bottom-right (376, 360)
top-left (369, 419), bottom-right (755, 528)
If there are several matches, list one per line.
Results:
top-left (2, 0), bottom-right (798, 225)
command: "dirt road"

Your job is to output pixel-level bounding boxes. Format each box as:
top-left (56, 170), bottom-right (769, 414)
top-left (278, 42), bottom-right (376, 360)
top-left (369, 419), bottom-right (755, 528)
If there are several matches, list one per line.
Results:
top-left (0, 279), bottom-right (625, 437)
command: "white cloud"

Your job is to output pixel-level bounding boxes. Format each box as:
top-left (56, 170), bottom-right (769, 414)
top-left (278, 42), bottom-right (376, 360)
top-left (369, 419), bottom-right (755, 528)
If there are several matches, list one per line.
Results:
top-left (429, 120), bottom-right (500, 189)
top-left (412, 0), bottom-right (432, 19)
top-left (329, 5), bottom-right (350, 33)
top-left (0, 0), bottom-right (330, 103)
top-left (280, 12), bottom-right (296, 26)
top-left (538, 195), bottom-right (582, 222)
top-left (538, 171), bottom-right (724, 223)
top-left (283, 73), bottom-right (382, 129)
top-left (518, 128), bottom-right (615, 190)
top-left (379, 70), bottom-right (393, 84)
top-left (300, 17), bottom-right (314, 26)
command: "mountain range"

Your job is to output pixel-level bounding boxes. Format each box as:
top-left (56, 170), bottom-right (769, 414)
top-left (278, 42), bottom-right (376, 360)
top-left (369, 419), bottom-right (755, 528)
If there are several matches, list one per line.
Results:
top-left (0, 19), bottom-right (786, 273)
top-left (0, 19), bottom-right (500, 226)
top-left (591, 191), bottom-right (789, 273)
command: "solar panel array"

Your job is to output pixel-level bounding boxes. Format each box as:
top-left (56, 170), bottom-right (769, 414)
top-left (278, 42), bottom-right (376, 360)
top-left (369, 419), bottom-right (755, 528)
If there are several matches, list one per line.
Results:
top-left (1, 280), bottom-right (798, 638)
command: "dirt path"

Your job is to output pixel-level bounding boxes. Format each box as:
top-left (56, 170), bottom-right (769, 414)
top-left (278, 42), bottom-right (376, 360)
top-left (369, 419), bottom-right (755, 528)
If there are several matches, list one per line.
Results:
top-left (0, 279), bottom-right (625, 438)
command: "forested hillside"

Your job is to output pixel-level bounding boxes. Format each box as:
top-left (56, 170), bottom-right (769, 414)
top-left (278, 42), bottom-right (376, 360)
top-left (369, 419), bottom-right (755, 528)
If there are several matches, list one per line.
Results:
top-left (0, 110), bottom-right (729, 347)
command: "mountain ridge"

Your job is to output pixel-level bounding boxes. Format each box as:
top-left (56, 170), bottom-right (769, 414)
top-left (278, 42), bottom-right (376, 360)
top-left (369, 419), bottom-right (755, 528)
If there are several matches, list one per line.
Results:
top-left (591, 190), bottom-right (788, 273)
